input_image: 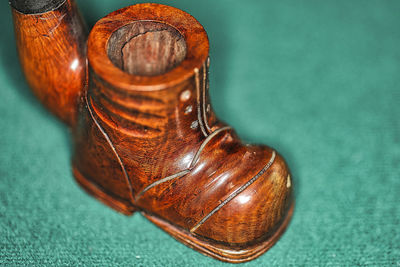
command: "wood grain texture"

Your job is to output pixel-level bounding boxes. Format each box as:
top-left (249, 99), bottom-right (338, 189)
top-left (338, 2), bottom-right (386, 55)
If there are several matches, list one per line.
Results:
top-left (11, 2), bottom-right (294, 262)
top-left (11, 0), bottom-right (87, 125)
top-left (72, 4), bottom-right (294, 262)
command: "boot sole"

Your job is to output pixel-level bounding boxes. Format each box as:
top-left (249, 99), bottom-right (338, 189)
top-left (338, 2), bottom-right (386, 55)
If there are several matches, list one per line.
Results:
top-left (73, 167), bottom-right (294, 263)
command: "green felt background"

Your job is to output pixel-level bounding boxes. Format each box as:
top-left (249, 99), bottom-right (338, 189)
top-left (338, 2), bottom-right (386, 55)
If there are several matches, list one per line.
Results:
top-left (1, 0), bottom-right (399, 266)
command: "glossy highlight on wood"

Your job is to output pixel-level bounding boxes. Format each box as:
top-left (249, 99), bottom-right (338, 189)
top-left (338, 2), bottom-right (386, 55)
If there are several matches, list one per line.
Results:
top-left (11, 0), bottom-right (87, 125)
top-left (11, 2), bottom-right (294, 263)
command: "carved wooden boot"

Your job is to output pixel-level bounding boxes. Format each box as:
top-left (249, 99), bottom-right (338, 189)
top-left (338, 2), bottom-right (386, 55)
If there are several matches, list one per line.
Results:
top-left (11, 0), bottom-right (293, 262)
top-left (72, 4), bottom-right (294, 263)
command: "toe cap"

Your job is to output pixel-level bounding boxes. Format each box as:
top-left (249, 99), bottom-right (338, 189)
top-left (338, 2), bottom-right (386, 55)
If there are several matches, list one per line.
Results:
top-left (193, 147), bottom-right (293, 245)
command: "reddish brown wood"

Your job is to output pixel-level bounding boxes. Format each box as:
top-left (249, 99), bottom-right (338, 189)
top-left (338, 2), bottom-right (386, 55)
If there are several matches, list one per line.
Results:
top-left (11, 0), bottom-right (87, 125)
top-left (72, 4), bottom-right (294, 262)
top-left (11, 2), bottom-right (294, 263)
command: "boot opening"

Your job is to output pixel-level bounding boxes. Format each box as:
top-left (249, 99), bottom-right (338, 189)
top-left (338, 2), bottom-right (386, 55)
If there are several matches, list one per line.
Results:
top-left (107, 21), bottom-right (187, 76)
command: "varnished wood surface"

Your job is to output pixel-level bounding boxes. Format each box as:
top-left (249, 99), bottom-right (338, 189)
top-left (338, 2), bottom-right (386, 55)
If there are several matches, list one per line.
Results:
top-left (11, 2), bottom-right (294, 262)
top-left (11, 0), bottom-right (87, 125)
top-left (73, 3), bottom-right (293, 262)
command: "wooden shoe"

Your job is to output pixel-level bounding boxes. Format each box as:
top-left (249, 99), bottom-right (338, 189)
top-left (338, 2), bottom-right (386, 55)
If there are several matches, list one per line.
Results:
top-left (11, 1), bottom-right (294, 263)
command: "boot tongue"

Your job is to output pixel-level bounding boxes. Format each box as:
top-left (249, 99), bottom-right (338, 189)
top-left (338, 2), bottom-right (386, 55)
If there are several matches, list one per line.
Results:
top-left (10, 0), bottom-right (65, 14)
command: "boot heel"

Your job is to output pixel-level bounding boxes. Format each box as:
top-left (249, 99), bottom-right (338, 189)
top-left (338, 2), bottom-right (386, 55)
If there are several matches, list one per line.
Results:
top-left (72, 167), bottom-right (136, 215)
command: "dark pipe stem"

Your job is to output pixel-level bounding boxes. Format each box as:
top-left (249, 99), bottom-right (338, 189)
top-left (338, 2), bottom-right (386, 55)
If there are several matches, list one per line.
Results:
top-left (9, 0), bottom-right (66, 14)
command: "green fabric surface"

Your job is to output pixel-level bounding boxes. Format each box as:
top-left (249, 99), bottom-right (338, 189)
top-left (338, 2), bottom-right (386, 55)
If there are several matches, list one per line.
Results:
top-left (1, 0), bottom-right (399, 266)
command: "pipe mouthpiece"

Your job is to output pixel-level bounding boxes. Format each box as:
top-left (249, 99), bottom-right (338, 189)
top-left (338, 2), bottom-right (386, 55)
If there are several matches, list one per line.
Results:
top-left (10, 0), bottom-right (66, 14)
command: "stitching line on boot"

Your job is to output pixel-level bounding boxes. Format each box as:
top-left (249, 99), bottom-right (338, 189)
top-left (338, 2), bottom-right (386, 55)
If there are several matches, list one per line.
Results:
top-left (135, 170), bottom-right (190, 201)
top-left (86, 93), bottom-right (135, 201)
top-left (202, 62), bottom-right (212, 133)
top-left (190, 151), bottom-right (276, 233)
top-left (134, 126), bottom-right (231, 201)
top-left (194, 68), bottom-right (208, 137)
